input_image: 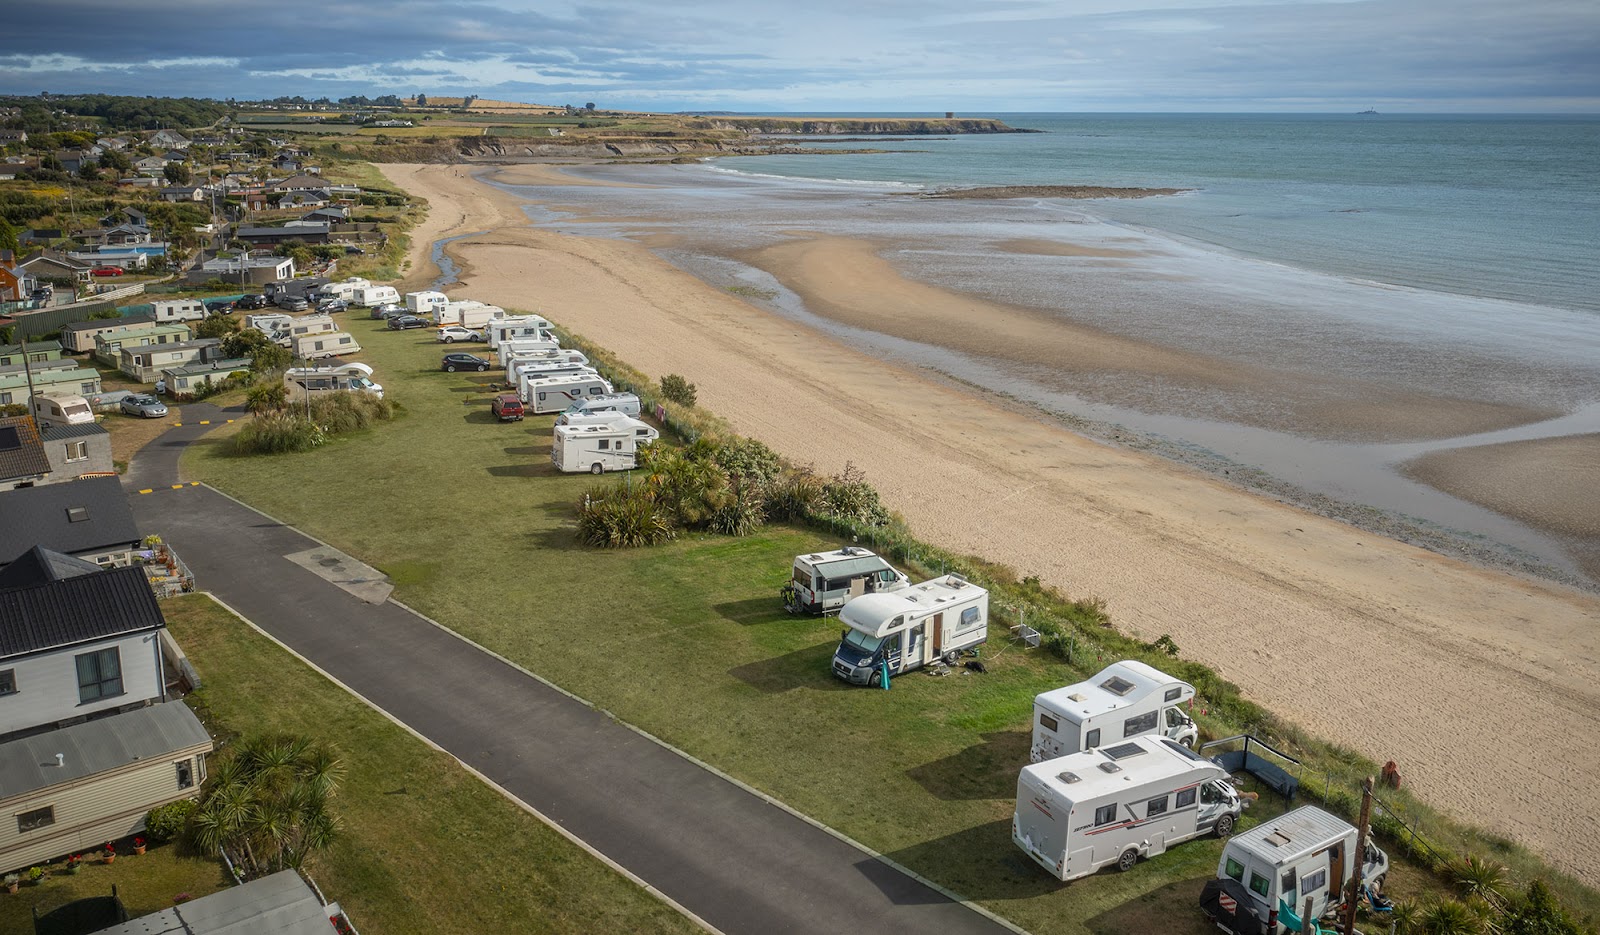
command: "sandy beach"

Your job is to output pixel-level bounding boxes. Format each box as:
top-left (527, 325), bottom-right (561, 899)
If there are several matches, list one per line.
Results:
top-left (379, 162), bottom-right (1600, 884)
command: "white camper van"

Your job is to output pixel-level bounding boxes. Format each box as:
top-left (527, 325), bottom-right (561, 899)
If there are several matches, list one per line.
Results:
top-left (152, 299), bottom-right (207, 324)
top-left (1013, 735), bottom-right (1243, 882)
top-left (782, 547), bottom-right (908, 615)
top-left (551, 416), bottom-right (659, 474)
top-left (556, 393), bottom-right (642, 424)
top-left (354, 285), bottom-right (401, 308)
top-left (1031, 661), bottom-right (1198, 763)
top-left (283, 365), bottom-right (383, 400)
top-left (500, 346), bottom-right (587, 371)
top-left (29, 394), bottom-right (96, 430)
top-left (486, 315), bottom-right (557, 348)
top-left (830, 575), bottom-right (987, 685)
top-left (495, 338), bottom-right (563, 364)
top-left (521, 372), bottom-right (615, 414)
top-left (510, 358), bottom-right (593, 391)
top-left (246, 312), bottom-right (292, 337)
top-left (1203, 806), bottom-right (1388, 935)
top-left (405, 290), bottom-right (448, 317)
top-left (293, 331), bottom-right (362, 359)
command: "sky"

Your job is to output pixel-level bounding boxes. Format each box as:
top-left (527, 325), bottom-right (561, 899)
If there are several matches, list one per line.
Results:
top-left (1, 0), bottom-right (1597, 112)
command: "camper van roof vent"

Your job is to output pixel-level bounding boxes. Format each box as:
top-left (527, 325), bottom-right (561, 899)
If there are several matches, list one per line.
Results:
top-left (1265, 830), bottom-right (1293, 848)
top-left (1101, 743), bottom-right (1148, 761)
top-left (1066, 692), bottom-right (1087, 702)
top-left (1097, 761), bottom-right (1122, 774)
top-left (1100, 675), bottom-right (1138, 696)
top-left (1057, 771), bottom-right (1081, 784)
top-left (839, 546), bottom-right (861, 555)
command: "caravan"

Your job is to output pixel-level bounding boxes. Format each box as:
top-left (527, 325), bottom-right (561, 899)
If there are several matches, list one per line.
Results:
top-left (509, 357), bottom-right (592, 390)
top-left (1030, 661), bottom-right (1198, 763)
top-left (830, 575), bottom-right (987, 685)
top-left (283, 365), bottom-right (383, 401)
top-left (152, 299), bottom-right (207, 324)
top-left (782, 547), bottom-right (908, 615)
top-left (556, 393), bottom-right (642, 424)
top-left (495, 340), bottom-right (569, 366)
top-left (551, 416), bottom-right (659, 474)
top-left (293, 331), bottom-right (362, 359)
top-left (322, 278), bottom-right (371, 302)
top-left (1203, 806), bottom-right (1388, 935)
top-left (486, 315), bottom-right (557, 348)
top-left (353, 285), bottom-right (402, 308)
top-left (440, 300), bottom-right (504, 330)
top-left (405, 290), bottom-right (449, 318)
top-left (1013, 735), bottom-right (1242, 882)
top-left (521, 372), bottom-right (614, 413)
top-left (29, 394), bottom-right (96, 430)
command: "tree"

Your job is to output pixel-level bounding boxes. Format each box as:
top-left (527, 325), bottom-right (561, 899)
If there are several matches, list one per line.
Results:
top-left (77, 160), bottom-right (101, 181)
top-left (415, 93), bottom-right (428, 107)
top-left (164, 162), bottom-right (192, 185)
top-left (100, 149), bottom-right (131, 175)
top-left (195, 313), bottom-right (241, 339)
top-left (0, 217), bottom-right (18, 255)
top-left (187, 733), bottom-right (343, 880)
top-left (585, 102), bottom-right (596, 112)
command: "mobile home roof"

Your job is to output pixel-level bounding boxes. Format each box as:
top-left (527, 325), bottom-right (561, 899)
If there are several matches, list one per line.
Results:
top-left (1020, 735), bottom-right (1217, 802)
top-left (1035, 660), bottom-right (1189, 724)
top-left (1226, 805), bottom-right (1354, 866)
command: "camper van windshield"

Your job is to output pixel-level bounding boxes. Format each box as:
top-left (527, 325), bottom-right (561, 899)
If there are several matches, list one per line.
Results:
top-left (842, 630), bottom-right (884, 654)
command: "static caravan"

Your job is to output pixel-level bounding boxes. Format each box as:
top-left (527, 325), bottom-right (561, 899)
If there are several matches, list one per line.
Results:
top-left (29, 394), bottom-right (96, 430)
top-left (486, 315), bottom-right (557, 348)
top-left (353, 284), bottom-right (401, 308)
top-left (1030, 661), bottom-right (1198, 763)
top-left (1202, 806), bottom-right (1388, 935)
top-left (405, 290), bottom-right (448, 317)
top-left (551, 416), bottom-right (658, 474)
top-left (283, 366), bottom-right (383, 400)
top-left (152, 299), bottom-right (207, 323)
top-left (293, 331), bottom-right (362, 359)
top-left (830, 575), bottom-right (987, 685)
top-left (521, 372), bottom-right (615, 413)
top-left (783, 547), bottom-right (908, 615)
top-left (556, 393), bottom-right (642, 423)
top-left (440, 300), bottom-right (504, 330)
top-left (1013, 735), bottom-right (1243, 882)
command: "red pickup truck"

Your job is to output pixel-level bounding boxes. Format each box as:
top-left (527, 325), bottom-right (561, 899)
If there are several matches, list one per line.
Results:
top-left (491, 393), bottom-right (524, 422)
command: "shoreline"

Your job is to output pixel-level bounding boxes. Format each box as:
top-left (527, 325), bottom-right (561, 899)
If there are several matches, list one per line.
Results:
top-left (376, 162), bottom-right (1600, 884)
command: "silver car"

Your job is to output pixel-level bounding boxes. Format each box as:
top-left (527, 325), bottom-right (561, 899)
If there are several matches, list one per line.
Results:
top-left (120, 394), bottom-right (169, 418)
top-left (436, 326), bottom-right (484, 343)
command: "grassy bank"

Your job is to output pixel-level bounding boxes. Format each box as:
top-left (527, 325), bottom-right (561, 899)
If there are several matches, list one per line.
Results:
top-left (161, 594), bottom-right (700, 934)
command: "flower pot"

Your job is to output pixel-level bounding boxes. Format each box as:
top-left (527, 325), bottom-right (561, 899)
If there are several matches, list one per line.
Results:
top-left (133, 846), bottom-right (146, 856)
top-left (104, 855), bottom-right (115, 865)
top-left (6, 882), bottom-right (17, 894)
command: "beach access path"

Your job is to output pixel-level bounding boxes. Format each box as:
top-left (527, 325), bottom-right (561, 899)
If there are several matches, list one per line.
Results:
top-left (378, 162), bottom-right (1600, 886)
top-left (125, 406), bottom-right (1018, 935)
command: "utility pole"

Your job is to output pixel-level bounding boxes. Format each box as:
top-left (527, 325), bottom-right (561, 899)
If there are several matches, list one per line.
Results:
top-left (1341, 776), bottom-right (1375, 935)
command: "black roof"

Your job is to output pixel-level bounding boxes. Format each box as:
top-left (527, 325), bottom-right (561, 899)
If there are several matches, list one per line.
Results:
top-left (0, 564), bottom-right (164, 660)
top-left (0, 475), bottom-right (141, 565)
top-left (0, 416), bottom-right (50, 483)
top-left (0, 546), bottom-right (105, 590)
top-left (40, 422), bottom-right (110, 442)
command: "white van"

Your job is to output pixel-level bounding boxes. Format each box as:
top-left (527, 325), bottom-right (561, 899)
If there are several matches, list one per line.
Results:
top-left (486, 315), bottom-right (557, 348)
top-left (558, 392), bottom-right (641, 423)
top-left (30, 394), bottom-right (96, 430)
top-left (781, 547), bottom-right (908, 615)
top-left (283, 367), bottom-right (383, 400)
top-left (1031, 661), bottom-right (1198, 763)
top-left (1204, 805), bottom-right (1388, 934)
top-left (521, 372), bottom-right (614, 413)
top-left (1014, 735), bottom-right (1242, 882)
top-left (551, 416), bottom-right (659, 474)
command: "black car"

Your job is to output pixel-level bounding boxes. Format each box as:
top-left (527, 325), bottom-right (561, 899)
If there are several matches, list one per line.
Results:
top-left (441, 353), bottom-right (489, 373)
top-left (235, 294), bottom-right (271, 310)
top-left (204, 298), bottom-right (235, 313)
top-left (388, 315), bottom-right (428, 330)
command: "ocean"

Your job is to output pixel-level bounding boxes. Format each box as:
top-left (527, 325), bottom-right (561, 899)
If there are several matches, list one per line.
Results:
top-left (492, 113), bottom-right (1600, 583)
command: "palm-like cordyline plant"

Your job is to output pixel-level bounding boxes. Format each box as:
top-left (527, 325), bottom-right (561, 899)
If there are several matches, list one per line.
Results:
top-left (187, 733), bottom-right (343, 879)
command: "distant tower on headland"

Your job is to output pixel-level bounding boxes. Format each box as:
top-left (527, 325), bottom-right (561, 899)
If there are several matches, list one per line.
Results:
top-left (946, 112), bottom-right (955, 118)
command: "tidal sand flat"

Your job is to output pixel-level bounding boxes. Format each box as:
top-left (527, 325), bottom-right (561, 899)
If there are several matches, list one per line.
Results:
top-left (379, 162), bottom-right (1600, 884)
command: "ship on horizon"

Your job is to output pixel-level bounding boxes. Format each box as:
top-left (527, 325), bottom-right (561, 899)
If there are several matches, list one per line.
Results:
top-left (1358, 107), bottom-right (1380, 114)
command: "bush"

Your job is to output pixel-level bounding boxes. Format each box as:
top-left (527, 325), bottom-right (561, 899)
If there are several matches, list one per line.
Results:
top-left (819, 461), bottom-right (892, 526)
top-left (659, 373), bottom-right (697, 407)
top-left (308, 391), bottom-right (394, 433)
top-left (765, 468), bottom-right (824, 521)
top-left (144, 799), bottom-right (196, 842)
top-left (234, 412), bottom-right (325, 455)
top-left (246, 382), bottom-right (287, 413)
top-left (576, 483), bottom-right (675, 548)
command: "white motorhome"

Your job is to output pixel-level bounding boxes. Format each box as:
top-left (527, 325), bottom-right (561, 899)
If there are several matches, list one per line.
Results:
top-left (245, 312), bottom-right (292, 336)
top-left (353, 285), bottom-right (401, 308)
top-left (486, 315), bottom-right (557, 348)
top-left (551, 416), bottom-right (659, 474)
top-left (29, 394), bottom-right (96, 430)
top-left (323, 277), bottom-right (371, 301)
top-left (440, 300), bottom-right (504, 330)
top-left (283, 366), bottom-right (383, 400)
top-left (782, 547), bottom-right (908, 615)
top-left (509, 357), bottom-right (593, 389)
top-left (405, 290), bottom-right (448, 317)
top-left (152, 299), bottom-right (207, 323)
top-left (293, 331), bottom-right (362, 359)
top-left (557, 393), bottom-right (642, 424)
top-left (1030, 661), bottom-right (1198, 763)
top-left (1013, 735), bottom-right (1243, 882)
top-left (495, 341), bottom-right (570, 367)
top-left (521, 372), bottom-right (615, 413)
top-left (830, 575), bottom-right (987, 685)
top-left (1204, 806), bottom-right (1388, 935)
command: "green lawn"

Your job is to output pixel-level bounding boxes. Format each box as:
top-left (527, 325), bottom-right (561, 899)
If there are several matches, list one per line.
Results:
top-left (162, 594), bottom-right (700, 935)
top-left (183, 315), bottom-right (1440, 934)
top-left (2, 845), bottom-right (230, 931)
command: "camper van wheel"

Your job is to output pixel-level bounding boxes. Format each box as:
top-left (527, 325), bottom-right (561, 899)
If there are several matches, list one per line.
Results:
top-left (1116, 848), bottom-right (1139, 872)
top-left (446, 364), bottom-right (458, 372)
top-left (1214, 814), bottom-right (1235, 838)
top-left (590, 463), bottom-right (604, 475)
top-left (941, 650), bottom-right (960, 666)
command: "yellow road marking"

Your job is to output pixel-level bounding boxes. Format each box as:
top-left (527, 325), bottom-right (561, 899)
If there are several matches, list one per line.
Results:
top-left (226, 419), bottom-right (234, 423)
top-left (170, 484), bottom-right (184, 490)
top-left (172, 422), bottom-right (182, 426)
top-left (189, 482), bottom-right (199, 487)
top-left (198, 420), bottom-right (210, 425)
top-left (138, 488), bottom-right (153, 494)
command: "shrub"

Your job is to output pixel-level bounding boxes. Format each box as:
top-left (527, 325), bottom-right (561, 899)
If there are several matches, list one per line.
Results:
top-left (715, 437), bottom-right (782, 487)
top-left (246, 382), bottom-right (288, 413)
top-left (576, 483), bottom-right (675, 548)
top-left (659, 373), bottom-right (697, 407)
top-left (144, 799), bottom-right (196, 842)
top-left (819, 461), bottom-right (892, 526)
top-left (765, 467), bottom-right (824, 521)
top-left (234, 413), bottom-right (324, 455)
top-left (708, 484), bottom-right (766, 536)
top-left (308, 391), bottom-right (394, 433)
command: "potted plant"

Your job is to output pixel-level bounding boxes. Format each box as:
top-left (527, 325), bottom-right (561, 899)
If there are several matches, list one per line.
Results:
top-left (27, 866), bottom-right (44, 885)
top-left (64, 855), bottom-right (82, 875)
top-left (133, 837), bottom-right (146, 856)
top-left (102, 843), bottom-right (116, 864)
top-left (4, 873), bottom-right (18, 894)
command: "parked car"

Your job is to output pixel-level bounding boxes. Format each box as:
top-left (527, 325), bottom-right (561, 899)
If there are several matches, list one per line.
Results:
top-left (370, 303), bottom-right (406, 320)
top-left (442, 353), bottom-right (490, 373)
top-left (317, 298), bottom-right (349, 313)
top-left (120, 393), bottom-right (168, 418)
top-left (277, 296), bottom-right (310, 312)
top-left (204, 299), bottom-right (235, 313)
top-left (491, 394), bottom-right (525, 421)
top-left (388, 315), bottom-right (428, 331)
top-left (344, 245), bottom-right (365, 255)
top-left (235, 293), bottom-right (271, 310)
top-left (92, 266), bottom-right (125, 277)
top-left (436, 326), bottom-right (484, 344)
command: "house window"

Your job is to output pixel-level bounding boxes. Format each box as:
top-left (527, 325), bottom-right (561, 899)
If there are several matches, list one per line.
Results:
top-left (75, 647), bottom-right (123, 703)
top-left (0, 668), bottom-right (15, 694)
top-left (176, 759), bottom-right (194, 790)
top-left (17, 806), bottom-right (54, 834)
top-left (1038, 713), bottom-right (1058, 733)
top-left (65, 441), bottom-right (88, 462)
top-left (1123, 710), bottom-right (1159, 737)
top-left (81, 382), bottom-right (96, 395)
top-left (1147, 795), bottom-right (1169, 817)
top-left (1085, 728), bottom-right (1100, 748)
top-left (0, 392), bottom-right (10, 404)
top-left (1093, 804), bottom-right (1118, 827)
top-left (1176, 787), bottom-right (1196, 808)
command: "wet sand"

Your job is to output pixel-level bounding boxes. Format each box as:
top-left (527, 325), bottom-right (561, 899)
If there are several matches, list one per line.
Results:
top-left (378, 163), bottom-right (1600, 885)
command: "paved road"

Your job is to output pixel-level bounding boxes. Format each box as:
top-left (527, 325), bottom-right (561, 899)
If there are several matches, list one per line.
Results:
top-left (125, 409), bottom-right (1015, 935)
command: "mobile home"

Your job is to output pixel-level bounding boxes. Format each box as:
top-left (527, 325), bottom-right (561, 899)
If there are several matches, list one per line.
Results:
top-left (283, 365), bottom-right (383, 400)
top-left (353, 284), bottom-right (401, 308)
top-left (501, 349), bottom-right (588, 380)
top-left (1202, 806), bottom-right (1388, 935)
top-left (29, 394), bottom-right (96, 430)
top-left (495, 340), bottom-right (568, 366)
top-left (830, 575), bottom-right (987, 685)
top-left (509, 357), bottom-right (593, 390)
top-left (1013, 735), bottom-right (1242, 882)
top-left (151, 298), bottom-right (207, 323)
top-left (486, 315), bottom-right (557, 348)
top-left (405, 290), bottom-right (448, 317)
top-left (551, 416), bottom-right (658, 474)
top-left (521, 372), bottom-right (615, 413)
top-left (782, 547), bottom-right (908, 615)
top-left (556, 392), bottom-right (642, 423)
top-left (1030, 661), bottom-right (1198, 763)
top-left (292, 331), bottom-right (361, 359)
top-left (440, 300), bottom-right (503, 330)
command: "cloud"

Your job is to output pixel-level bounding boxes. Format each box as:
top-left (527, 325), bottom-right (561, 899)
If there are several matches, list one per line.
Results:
top-left (0, 0), bottom-right (1594, 110)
